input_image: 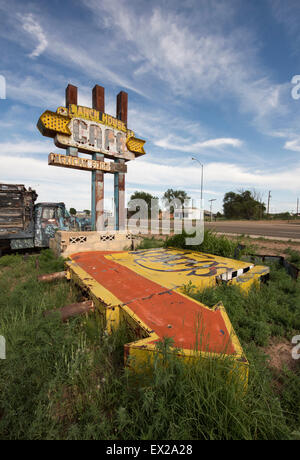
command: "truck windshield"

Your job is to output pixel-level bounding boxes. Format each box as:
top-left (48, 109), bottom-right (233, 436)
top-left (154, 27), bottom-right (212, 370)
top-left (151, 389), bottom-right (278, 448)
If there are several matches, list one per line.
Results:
top-left (42, 208), bottom-right (56, 219)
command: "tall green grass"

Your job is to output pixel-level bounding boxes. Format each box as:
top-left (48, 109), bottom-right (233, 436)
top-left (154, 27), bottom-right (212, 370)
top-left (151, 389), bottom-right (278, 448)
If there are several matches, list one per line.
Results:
top-left (136, 236), bottom-right (165, 250)
top-left (165, 229), bottom-right (254, 259)
top-left (0, 251), bottom-right (299, 439)
top-left (284, 247), bottom-right (300, 269)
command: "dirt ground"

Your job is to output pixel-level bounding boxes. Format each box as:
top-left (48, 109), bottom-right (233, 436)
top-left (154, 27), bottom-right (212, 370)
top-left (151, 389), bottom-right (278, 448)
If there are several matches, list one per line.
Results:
top-left (142, 232), bottom-right (300, 257)
top-left (263, 338), bottom-right (298, 372)
top-left (226, 235), bottom-right (300, 256)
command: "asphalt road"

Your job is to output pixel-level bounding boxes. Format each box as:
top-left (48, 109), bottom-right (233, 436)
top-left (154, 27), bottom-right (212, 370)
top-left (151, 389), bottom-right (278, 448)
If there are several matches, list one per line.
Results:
top-left (205, 220), bottom-right (300, 240)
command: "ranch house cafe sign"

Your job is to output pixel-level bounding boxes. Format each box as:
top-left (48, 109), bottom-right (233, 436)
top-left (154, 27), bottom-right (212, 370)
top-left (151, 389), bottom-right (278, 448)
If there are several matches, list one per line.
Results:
top-left (37, 104), bottom-right (145, 162)
top-left (37, 83), bottom-right (146, 231)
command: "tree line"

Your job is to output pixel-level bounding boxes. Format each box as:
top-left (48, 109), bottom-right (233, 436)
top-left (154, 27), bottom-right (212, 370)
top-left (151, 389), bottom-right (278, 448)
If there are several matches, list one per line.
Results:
top-left (69, 189), bottom-right (268, 220)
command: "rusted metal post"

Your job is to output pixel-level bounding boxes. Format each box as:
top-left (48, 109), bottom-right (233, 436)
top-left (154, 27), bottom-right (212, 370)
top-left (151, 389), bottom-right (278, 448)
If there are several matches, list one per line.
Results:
top-left (44, 300), bottom-right (94, 322)
top-left (116, 91), bottom-right (128, 125)
top-left (115, 91), bottom-right (128, 231)
top-left (38, 271), bottom-right (67, 282)
top-left (92, 153), bottom-right (105, 231)
top-left (92, 85), bottom-right (105, 113)
top-left (66, 84), bottom-right (77, 107)
top-left (114, 160), bottom-right (126, 231)
top-left (91, 85), bottom-right (105, 231)
top-left (66, 84), bottom-right (78, 157)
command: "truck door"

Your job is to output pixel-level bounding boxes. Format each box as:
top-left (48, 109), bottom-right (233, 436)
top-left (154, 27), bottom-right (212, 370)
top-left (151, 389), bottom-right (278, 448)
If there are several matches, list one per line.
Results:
top-left (34, 203), bottom-right (72, 247)
top-left (34, 204), bottom-right (60, 247)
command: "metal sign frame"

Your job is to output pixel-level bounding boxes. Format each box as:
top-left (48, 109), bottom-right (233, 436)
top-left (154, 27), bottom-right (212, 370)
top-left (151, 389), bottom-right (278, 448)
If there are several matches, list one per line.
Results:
top-left (37, 84), bottom-right (146, 231)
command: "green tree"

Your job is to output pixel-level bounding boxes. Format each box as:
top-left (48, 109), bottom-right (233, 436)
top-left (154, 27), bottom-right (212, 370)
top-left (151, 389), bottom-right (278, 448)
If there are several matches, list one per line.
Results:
top-left (163, 189), bottom-right (190, 214)
top-left (128, 191), bottom-right (159, 217)
top-left (84, 209), bottom-right (91, 216)
top-left (223, 190), bottom-right (266, 220)
top-left (69, 208), bottom-right (77, 216)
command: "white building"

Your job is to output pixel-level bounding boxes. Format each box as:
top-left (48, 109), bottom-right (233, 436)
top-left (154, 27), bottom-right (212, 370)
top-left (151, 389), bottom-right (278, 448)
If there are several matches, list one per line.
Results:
top-left (174, 207), bottom-right (201, 220)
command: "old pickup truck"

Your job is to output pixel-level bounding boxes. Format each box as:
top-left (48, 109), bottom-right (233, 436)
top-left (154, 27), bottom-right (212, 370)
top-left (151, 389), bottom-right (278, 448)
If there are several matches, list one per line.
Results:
top-left (0, 183), bottom-right (78, 252)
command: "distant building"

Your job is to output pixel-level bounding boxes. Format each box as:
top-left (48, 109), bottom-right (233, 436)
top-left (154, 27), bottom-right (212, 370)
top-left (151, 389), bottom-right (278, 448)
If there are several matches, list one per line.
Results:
top-left (204, 209), bottom-right (215, 218)
top-left (173, 207), bottom-right (201, 220)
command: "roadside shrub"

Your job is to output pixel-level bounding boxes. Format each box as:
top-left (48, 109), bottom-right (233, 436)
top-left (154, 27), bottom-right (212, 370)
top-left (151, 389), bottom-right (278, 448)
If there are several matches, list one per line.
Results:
top-left (0, 254), bottom-right (22, 267)
top-left (37, 249), bottom-right (66, 273)
top-left (165, 229), bottom-right (251, 259)
top-left (136, 237), bottom-right (164, 249)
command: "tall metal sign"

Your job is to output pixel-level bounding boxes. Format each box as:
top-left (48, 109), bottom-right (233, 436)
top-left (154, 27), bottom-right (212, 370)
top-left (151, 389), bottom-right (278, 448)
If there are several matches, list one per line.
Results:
top-left (37, 84), bottom-right (146, 231)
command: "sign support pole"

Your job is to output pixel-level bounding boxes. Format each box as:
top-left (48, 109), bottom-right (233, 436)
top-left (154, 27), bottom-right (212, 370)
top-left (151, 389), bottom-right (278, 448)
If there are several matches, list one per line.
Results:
top-left (91, 85), bottom-right (105, 231)
top-left (65, 84), bottom-right (78, 158)
top-left (114, 159), bottom-right (125, 231)
top-left (115, 91), bottom-right (128, 231)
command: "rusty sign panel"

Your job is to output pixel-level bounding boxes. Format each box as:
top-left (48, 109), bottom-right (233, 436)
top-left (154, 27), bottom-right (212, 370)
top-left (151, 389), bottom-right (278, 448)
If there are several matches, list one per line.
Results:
top-left (48, 153), bottom-right (127, 173)
top-left (37, 105), bottom-right (146, 160)
top-left (66, 247), bottom-right (265, 386)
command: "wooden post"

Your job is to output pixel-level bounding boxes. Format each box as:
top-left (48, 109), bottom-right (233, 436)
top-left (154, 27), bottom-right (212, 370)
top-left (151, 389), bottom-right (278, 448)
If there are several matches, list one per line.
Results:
top-left (92, 85), bottom-right (105, 231)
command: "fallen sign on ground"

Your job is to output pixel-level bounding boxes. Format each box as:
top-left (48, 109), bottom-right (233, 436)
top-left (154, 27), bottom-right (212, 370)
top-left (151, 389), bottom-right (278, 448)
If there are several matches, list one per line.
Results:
top-left (65, 248), bottom-right (270, 385)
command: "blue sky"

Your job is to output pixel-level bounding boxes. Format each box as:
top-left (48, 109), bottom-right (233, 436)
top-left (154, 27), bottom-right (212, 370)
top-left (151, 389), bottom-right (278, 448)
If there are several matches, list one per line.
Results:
top-left (0, 0), bottom-right (300, 213)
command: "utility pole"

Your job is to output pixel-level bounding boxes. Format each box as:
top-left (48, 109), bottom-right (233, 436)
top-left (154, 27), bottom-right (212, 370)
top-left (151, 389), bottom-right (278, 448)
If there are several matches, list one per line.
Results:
top-left (209, 199), bottom-right (216, 222)
top-left (267, 191), bottom-right (271, 219)
top-left (297, 197), bottom-right (299, 217)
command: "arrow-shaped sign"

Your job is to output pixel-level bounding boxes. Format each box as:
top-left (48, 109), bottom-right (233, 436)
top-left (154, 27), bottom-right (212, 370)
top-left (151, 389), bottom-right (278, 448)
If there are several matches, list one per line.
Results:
top-left (126, 136), bottom-right (146, 155)
top-left (65, 248), bottom-right (267, 385)
top-left (37, 110), bottom-right (72, 138)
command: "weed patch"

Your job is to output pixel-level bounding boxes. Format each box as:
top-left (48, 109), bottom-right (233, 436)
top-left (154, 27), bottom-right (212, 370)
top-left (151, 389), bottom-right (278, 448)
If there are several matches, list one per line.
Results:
top-left (165, 229), bottom-right (254, 259)
top-left (0, 250), bottom-right (299, 439)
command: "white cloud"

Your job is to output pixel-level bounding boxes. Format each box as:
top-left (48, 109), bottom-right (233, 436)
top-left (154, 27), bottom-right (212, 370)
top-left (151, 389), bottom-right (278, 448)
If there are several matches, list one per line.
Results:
top-left (1, 150), bottom-right (299, 213)
top-left (7, 74), bottom-right (64, 108)
top-left (21, 13), bottom-right (48, 59)
top-left (84, 0), bottom-right (284, 122)
top-left (155, 136), bottom-right (242, 152)
top-left (284, 138), bottom-right (300, 152)
top-left (127, 159), bottom-right (300, 194)
top-left (0, 140), bottom-right (53, 155)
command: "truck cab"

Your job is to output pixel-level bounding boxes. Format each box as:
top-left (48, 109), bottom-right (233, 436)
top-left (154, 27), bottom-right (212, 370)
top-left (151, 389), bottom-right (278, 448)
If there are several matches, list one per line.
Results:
top-left (34, 202), bottom-right (73, 247)
top-left (0, 183), bottom-right (76, 252)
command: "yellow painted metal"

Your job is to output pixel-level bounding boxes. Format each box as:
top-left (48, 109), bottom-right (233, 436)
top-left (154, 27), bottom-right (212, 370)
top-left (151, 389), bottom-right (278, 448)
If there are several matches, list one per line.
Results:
top-left (64, 248), bottom-right (261, 388)
top-left (38, 105), bottom-right (146, 157)
top-left (37, 110), bottom-right (71, 137)
top-left (66, 259), bottom-right (122, 332)
top-left (126, 136), bottom-right (146, 155)
top-left (67, 104), bottom-right (128, 133)
top-left (106, 248), bottom-right (256, 292)
top-left (229, 265), bottom-right (269, 292)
